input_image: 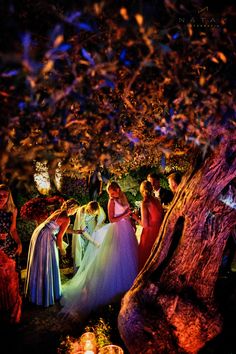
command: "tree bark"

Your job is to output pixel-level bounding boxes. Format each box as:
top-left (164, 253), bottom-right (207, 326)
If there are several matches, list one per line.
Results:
top-left (118, 134), bottom-right (236, 353)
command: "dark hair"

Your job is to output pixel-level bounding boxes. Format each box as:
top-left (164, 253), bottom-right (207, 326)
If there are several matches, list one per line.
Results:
top-left (168, 172), bottom-right (182, 185)
top-left (107, 181), bottom-right (120, 192)
top-left (147, 173), bottom-right (161, 181)
top-left (86, 201), bottom-right (99, 213)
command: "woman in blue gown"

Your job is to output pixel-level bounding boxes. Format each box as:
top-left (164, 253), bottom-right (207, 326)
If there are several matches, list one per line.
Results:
top-left (60, 182), bottom-right (138, 321)
top-left (24, 199), bottom-right (81, 307)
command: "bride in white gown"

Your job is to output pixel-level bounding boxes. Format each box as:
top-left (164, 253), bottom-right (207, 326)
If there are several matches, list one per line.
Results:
top-left (60, 182), bottom-right (138, 321)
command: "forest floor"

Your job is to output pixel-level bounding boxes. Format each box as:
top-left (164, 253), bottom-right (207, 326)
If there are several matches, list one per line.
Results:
top-left (1, 245), bottom-right (236, 354)
top-left (1, 267), bottom-right (128, 354)
top-left (1, 243), bottom-right (128, 354)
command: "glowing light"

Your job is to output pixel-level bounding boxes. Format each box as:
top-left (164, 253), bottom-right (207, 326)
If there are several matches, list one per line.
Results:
top-left (33, 161), bottom-right (51, 195)
top-left (55, 161), bottom-right (63, 191)
top-left (80, 332), bottom-right (97, 353)
top-left (98, 345), bottom-right (124, 353)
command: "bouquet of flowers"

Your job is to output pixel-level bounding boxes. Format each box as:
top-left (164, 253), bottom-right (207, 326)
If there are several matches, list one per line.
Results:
top-left (20, 195), bottom-right (64, 224)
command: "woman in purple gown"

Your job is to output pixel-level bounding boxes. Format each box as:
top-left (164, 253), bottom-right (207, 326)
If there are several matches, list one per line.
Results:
top-left (24, 199), bottom-right (81, 307)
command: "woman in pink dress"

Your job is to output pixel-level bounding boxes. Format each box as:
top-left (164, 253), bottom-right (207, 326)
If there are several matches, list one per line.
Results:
top-left (132, 180), bottom-right (163, 271)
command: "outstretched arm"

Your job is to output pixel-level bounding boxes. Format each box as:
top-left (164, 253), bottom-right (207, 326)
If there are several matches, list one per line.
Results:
top-left (56, 218), bottom-right (71, 256)
top-left (131, 201), bottom-right (149, 228)
top-left (82, 228), bottom-right (100, 248)
top-left (66, 226), bottom-right (83, 234)
top-left (57, 217), bottom-right (83, 255)
top-left (10, 209), bottom-right (22, 255)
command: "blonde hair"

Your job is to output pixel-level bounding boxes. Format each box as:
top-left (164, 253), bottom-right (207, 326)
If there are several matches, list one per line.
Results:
top-left (107, 181), bottom-right (128, 206)
top-left (167, 172), bottom-right (182, 185)
top-left (140, 180), bottom-right (153, 198)
top-left (0, 184), bottom-right (16, 213)
top-left (61, 198), bottom-right (80, 211)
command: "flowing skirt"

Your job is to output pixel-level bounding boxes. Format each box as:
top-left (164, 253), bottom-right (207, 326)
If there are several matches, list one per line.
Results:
top-left (138, 225), bottom-right (160, 271)
top-left (60, 219), bottom-right (138, 321)
top-left (24, 221), bottom-right (61, 307)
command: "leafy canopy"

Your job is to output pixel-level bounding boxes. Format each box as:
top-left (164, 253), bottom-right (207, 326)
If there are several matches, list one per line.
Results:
top-left (0, 0), bottom-right (235, 182)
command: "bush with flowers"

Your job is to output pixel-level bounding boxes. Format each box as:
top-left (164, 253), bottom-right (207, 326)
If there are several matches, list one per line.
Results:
top-left (59, 175), bottom-right (89, 205)
top-left (20, 195), bottom-right (65, 224)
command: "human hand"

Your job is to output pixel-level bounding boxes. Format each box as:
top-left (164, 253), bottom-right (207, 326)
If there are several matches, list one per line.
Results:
top-left (133, 207), bottom-right (139, 215)
top-left (60, 248), bottom-right (67, 256)
top-left (131, 212), bottom-right (138, 221)
top-left (124, 207), bottom-right (132, 216)
top-left (94, 242), bottom-right (100, 248)
top-left (74, 229), bottom-right (83, 234)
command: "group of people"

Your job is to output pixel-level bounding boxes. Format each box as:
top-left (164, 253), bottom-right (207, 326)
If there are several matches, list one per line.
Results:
top-left (0, 171), bottom-right (182, 325)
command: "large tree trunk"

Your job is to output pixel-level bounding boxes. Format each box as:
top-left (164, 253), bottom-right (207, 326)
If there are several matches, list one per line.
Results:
top-left (118, 135), bottom-right (236, 353)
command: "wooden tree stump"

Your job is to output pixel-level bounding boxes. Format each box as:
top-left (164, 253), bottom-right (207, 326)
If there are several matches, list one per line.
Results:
top-left (118, 134), bottom-right (236, 353)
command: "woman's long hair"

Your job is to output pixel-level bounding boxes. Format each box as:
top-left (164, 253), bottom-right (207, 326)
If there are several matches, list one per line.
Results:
top-left (0, 184), bottom-right (16, 213)
top-left (107, 181), bottom-right (128, 206)
top-left (60, 198), bottom-right (79, 211)
top-left (47, 198), bottom-right (79, 221)
top-left (140, 180), bottom-right (153, 199)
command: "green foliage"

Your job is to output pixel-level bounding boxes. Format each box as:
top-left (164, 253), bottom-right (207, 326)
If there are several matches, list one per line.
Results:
top-left (165, 155), bottom-right (190, 175)
top-left (117, 174), bottom-right (140, 197)
top-left (17, 218), bottom-right (35, 242)
top-left (85, 318), bottom-right (112, 349)
top-left (57, 305), bottom-right (123, 353)
top-left (97, 190), bottom-right (109, 219)
top-left (126, 191), bottom-right (142, 209)
top-left (1, 0), bottom-right (234, 186)
top-left (85, 303), bottom-right (125, 350)
top-left (160, 175), bottom-right (170, 190)
top-left (60, 175), bottom-right (90, 205)
top-left (57, 335), bottom-right (76, 354)
top-left (128, 165), bottom-right (158, 182)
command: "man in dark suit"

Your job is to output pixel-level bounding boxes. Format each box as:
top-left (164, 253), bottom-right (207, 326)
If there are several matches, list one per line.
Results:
top-left (147, 172), bottom-right (174, 206)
